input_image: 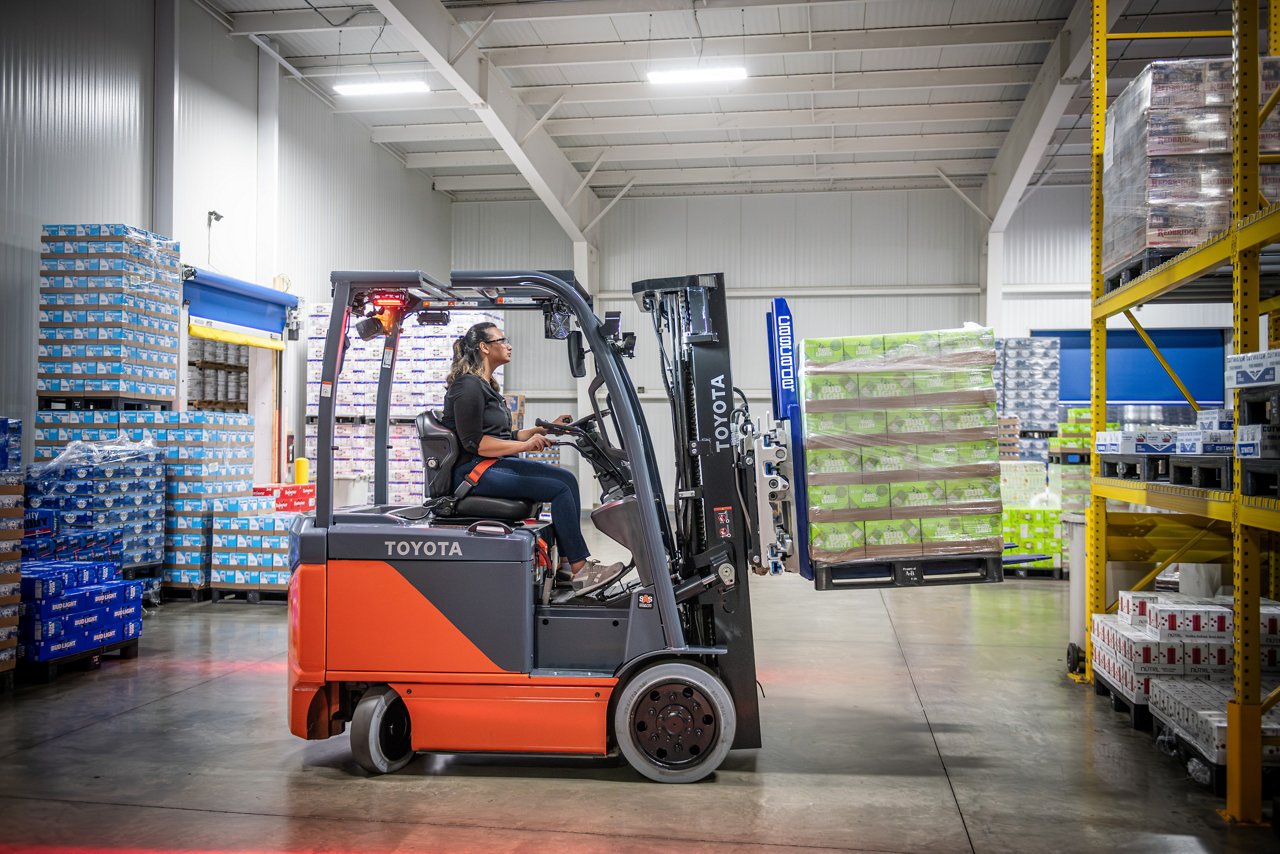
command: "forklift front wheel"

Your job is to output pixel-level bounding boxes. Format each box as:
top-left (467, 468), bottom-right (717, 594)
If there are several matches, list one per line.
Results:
top-left (350, 686), bottom-right (415, 775)
top-left (614, 661), bottom-right (736, 784)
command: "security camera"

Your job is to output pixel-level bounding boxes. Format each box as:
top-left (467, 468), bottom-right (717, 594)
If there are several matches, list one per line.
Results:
top-left (207, 210), bottom-right (224, 224)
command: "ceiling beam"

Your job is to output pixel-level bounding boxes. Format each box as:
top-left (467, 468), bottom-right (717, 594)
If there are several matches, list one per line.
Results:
top-left (446, 0), bottom-right (856, 23)
top-left (370, 0), bottom-right (600, 242)
top-left (433, 158), bottom-right (1002, 192)
top-left (406, 131), bottom-right (1056, 169)
top-left (229, 8), bottom-right (387, 36)
top-left (981, 1), bottom-right (1151, 230)
top-left (485, 21), bottom-right (1060, 68)
top-left (330, 90), bottom-right (471, 112)
top-left (371, 101), bottom-right (1025, 143)
top-left (520, 65), bottom-right (1040, 107)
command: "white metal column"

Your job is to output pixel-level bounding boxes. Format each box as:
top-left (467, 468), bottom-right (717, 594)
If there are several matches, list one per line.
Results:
top-left (985, 230), bottom-right (1005, 334)
top-left (254, 42), bottom-right (283, 483)
top-left (152, 0), bottom-right (178, 238)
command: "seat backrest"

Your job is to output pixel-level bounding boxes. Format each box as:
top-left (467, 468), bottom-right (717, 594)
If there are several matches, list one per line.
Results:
top-left (416, 410), bottom-right (459, 498)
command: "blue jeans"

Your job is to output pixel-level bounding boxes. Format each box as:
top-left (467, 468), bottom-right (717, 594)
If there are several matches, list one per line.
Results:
top-left (453, 457), bottom-right (588, 563)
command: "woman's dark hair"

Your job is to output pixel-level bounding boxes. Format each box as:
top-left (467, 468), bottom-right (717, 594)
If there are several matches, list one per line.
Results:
top-left (446, 321), bottom-right (501, 392)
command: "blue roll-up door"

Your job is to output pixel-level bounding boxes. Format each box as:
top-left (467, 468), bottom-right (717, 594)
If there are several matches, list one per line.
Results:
top-left (183, 268), bottom-right (298, 335)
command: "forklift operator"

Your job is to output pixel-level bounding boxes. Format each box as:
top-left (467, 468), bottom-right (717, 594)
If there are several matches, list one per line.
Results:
top-left (441, 322), bottom-right (623, 581)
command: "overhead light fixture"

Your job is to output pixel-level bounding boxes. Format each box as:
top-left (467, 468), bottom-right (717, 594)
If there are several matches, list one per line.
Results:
top-left (333, 80), bottom-right (430, 96)
top-left (647, 67), bottom-right (747, 84)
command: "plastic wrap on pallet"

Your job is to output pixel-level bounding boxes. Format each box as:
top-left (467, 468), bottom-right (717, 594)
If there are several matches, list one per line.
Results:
top-left (1102, 59), bottom-right (1280, 274)
top-left (799, 327), bottom-right (1002, 567)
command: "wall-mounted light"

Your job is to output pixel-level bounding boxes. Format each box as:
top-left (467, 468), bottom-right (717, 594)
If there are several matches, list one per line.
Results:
top-left (333, 80), bottom-right (430, 96)
top-left (647, 67), bottom-right (747, 84)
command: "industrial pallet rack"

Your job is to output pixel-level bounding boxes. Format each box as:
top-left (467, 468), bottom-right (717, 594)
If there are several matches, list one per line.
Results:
top-left (1084, 0), bottom-right (1280, 823)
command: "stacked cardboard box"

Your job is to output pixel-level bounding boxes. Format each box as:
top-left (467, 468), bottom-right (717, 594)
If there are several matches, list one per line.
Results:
top-left (38, 225), bottom-right (181, 402)
top-left (1050, 410), bottom-right (1095, 514)
top-left (252, 483), bottom-right (315, 513)
top-left (17, 562), bottom-right (143, 662)
top-left (998, 417), bottom-right (1020, 461)
top-left (23, 440), bottom-right (164, 569)
top-left (302, 421), bottom-right (423, 505)
top-left (210, 499), bottom-right (292, 591)
top-left (1149, 678), bottom-right (1280, 765)
top-left (801, 327), bottom-right (1002, 566)
top-left (1093, 592), bottom-right (1280, 708)
top-left (1103, 59), bottom-right (1280, 274)
top-left (997, 338), bottom-right (1060, 442)
top-left (1003, 508), bottom-right (1062, 571)
top-left (0, 418), bottom-right (22, 473)
top-left (0, 475), bottom-right (21, 679)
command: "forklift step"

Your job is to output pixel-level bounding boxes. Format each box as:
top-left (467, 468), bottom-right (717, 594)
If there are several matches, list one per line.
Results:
top-left (813, 553), bottom-right (1002, 591)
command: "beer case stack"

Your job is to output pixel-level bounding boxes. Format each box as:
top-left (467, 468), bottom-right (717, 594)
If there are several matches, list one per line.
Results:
top-left (801, 327), bottom-right (1003, 567)
top-left (37, 225), bottom-right (181, 403)
top-left (0, 473), bottom-right (21, 680)
top-left (210, 497), bottom-right (292, 592)
top-left (1102, 58), bottom-right (1280, 275)
top-left (997, 338), bottom-right (1061, 457)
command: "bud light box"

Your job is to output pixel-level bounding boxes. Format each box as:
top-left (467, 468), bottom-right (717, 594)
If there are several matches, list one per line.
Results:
top-left (16, 562), bottom-right (144, 661)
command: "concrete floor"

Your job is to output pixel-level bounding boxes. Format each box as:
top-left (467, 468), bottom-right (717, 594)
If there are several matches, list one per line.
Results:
top-left (0, 569), bottom-right (1276, 853)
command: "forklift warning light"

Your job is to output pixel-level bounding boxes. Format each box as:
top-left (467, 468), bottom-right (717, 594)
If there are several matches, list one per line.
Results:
top-left (369, 291), bottom-right (411, 310)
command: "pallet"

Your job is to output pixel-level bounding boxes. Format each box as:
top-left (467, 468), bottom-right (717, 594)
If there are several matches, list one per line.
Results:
top-left (161, 583), bottom-right (211, 603)
top-left (1169, 455), bottom-right (1233, 491)
top-left (1238, 386), bottom-right (1280, 425)
top-left (211, 586), bottom-right (287, 605)
top-left (121, 561), bottom-right (162, 581)
top-left (814, 553), bottom-right (1003, 591)
top-left (36, 395), bottom-right (172, 411)
top-left (1149, 713), bottom-right (1230, 797)
top-left (1099, 453), bottom-right (1170, 482)
top-left (1241, 459), bottom-right (1280, 499)
top-left (1048, 449), bottom-right (1092, 465)
top-left (1104, 247), bottom-right (1183, 294)
top-left (1092, 669), bottom-right (1152, 731)
top-left (1006, 564), bottom-right (1063, 580)
top-left (17, 638), bottom-right (140, 684)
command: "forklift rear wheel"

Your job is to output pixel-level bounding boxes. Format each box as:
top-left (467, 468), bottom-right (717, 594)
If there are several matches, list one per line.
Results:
top-left (350, 686), bottom-right (414, 775)
top-left (614, 661), bottom-right (736, 784)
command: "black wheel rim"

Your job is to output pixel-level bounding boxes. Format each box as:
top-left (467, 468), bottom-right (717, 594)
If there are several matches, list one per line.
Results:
top-left (630, 680), bottom-right (718, 769)
top-left (379, 697), bottom-right (412, 762)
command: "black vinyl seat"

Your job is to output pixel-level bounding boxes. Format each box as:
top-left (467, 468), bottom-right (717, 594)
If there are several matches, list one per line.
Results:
top-left (416, 411), bottom-right (536, 522)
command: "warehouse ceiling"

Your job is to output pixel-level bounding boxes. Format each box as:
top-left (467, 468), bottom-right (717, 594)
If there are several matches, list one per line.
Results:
top-left (199, 0), bottom-right (1236, 206)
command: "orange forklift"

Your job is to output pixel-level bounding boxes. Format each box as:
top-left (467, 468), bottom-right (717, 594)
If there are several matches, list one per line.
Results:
top-left (288, 269), bottom-right (1002, 782)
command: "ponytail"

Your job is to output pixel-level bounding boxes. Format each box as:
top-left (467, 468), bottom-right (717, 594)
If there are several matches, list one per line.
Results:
top-left (446, 321), bottom-right (500, 392)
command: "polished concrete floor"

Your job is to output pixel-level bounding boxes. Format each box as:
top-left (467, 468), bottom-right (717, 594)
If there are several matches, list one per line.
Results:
top-left (0, 565), bottom-right (1276, 853)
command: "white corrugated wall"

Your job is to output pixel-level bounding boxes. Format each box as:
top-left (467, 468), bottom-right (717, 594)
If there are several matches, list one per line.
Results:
top-left (0, 0), bottom-right (155, 456)
top-left (174, 5), bottom-right (259, 281)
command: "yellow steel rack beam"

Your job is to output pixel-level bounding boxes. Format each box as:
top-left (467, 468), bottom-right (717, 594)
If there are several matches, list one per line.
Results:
top-left (1107, 30), bottom-right (1233, 40)
top-left (1090, 0), bottom-right (1270, 823)
top-left (1122, 310), bottom-right (1200, 409)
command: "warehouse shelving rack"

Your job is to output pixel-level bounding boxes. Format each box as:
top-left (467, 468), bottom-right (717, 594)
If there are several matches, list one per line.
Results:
top-left (1085, 0), bottom-right (1280, 824)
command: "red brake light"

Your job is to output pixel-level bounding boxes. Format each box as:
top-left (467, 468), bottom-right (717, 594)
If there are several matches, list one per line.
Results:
top-left (369, 291), bottom-right (410, 310)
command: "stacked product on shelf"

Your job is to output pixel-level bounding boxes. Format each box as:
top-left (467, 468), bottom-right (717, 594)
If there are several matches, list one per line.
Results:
top-left (1049, 409), bottom-right (1096, 514)
top-left (997, 337), bottom-right (1061, 462)
top-left (210, 496), bottom-right (292, 594)
top-left (0, 473), bottom-right (21, 682)
top-left (1102, 58), bottom-right (1280, 277)
top-left (187, 338), bottom-right (249, 410)
top-left (1000, 461), bottom-right (1062, 572)
top-left (801, 327), bottom-right (1003, 566)
top-left (17, 561), bottom-right (144, 664)
top-left (38, 224), bottom-right (181, 403)
top-left (1093, 592), bottom-right (1280, 765)
top-left (998, 416), bottom-right (1020, 461)
top-left (23, 440), bottom-right (164, 571)
top-left (0, 418), bottom-right (22, 474)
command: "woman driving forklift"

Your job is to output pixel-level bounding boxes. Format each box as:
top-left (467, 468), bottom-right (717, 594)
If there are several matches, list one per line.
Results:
top-left (441, 321), bottom-right (624, 589)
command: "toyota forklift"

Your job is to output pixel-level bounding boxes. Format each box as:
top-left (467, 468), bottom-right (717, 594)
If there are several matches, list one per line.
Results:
top-left (288, 269), bottom-right (1002, 782)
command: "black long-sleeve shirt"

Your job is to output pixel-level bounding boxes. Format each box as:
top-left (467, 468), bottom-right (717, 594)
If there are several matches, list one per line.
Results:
top-left (441, 374), bottom-right (513, 460)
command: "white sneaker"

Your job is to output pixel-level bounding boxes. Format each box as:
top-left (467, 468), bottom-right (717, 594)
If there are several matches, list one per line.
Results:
top-left (571, 559), bottom-right (628, 595)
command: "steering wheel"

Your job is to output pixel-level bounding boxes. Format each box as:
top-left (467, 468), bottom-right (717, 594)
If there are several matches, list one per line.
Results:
top-left (535, 413), bottom-right (601, 435)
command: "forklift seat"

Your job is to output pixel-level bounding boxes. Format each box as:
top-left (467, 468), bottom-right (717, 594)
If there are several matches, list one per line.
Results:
top-left (415, 411), bottom-right (536, 522)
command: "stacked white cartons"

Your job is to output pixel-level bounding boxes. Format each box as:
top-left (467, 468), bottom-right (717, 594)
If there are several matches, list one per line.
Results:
top-left (1149, 678), bottom-right (1280, 765)
top-left (37, 225), bottom-right (181, 403)
top-left (1103, 59), bottom-right (1280, 275)
top-left (998, 339), bottom-right (1060, 455)
top-left (128, 411), bottom-right (256, 590)
top-left (33, 410), bottom-right (121, 462)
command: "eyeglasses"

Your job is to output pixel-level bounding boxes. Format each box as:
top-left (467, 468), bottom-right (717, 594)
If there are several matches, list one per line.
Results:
top-left (484, 337), bottom-right (512, 347)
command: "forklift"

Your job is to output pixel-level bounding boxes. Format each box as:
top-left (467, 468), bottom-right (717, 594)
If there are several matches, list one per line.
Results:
top-left (288, 269), bottom-right (1001, 782)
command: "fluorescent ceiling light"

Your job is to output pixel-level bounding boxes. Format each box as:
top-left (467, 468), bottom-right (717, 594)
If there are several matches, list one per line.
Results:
top-left (333, 80), bottom-right (430, 96)
top-left (647, 67), bottom-right (747, 84)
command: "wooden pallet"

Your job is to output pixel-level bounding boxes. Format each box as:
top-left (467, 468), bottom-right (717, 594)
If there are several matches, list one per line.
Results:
top-left (814, 553), bottom-right (1003, 591)
top-left (161, 582), bottom-right (211, 602)
top-left (17, 638), bottom-right (139, 684)
top-left (211, 585), bottom-right (287, 605)
top-left (1092, 669), bottom-right (1152, 732)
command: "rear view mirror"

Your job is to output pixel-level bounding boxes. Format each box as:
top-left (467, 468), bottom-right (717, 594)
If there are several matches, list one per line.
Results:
top-left (568, 330), bottom-right (586, 378)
